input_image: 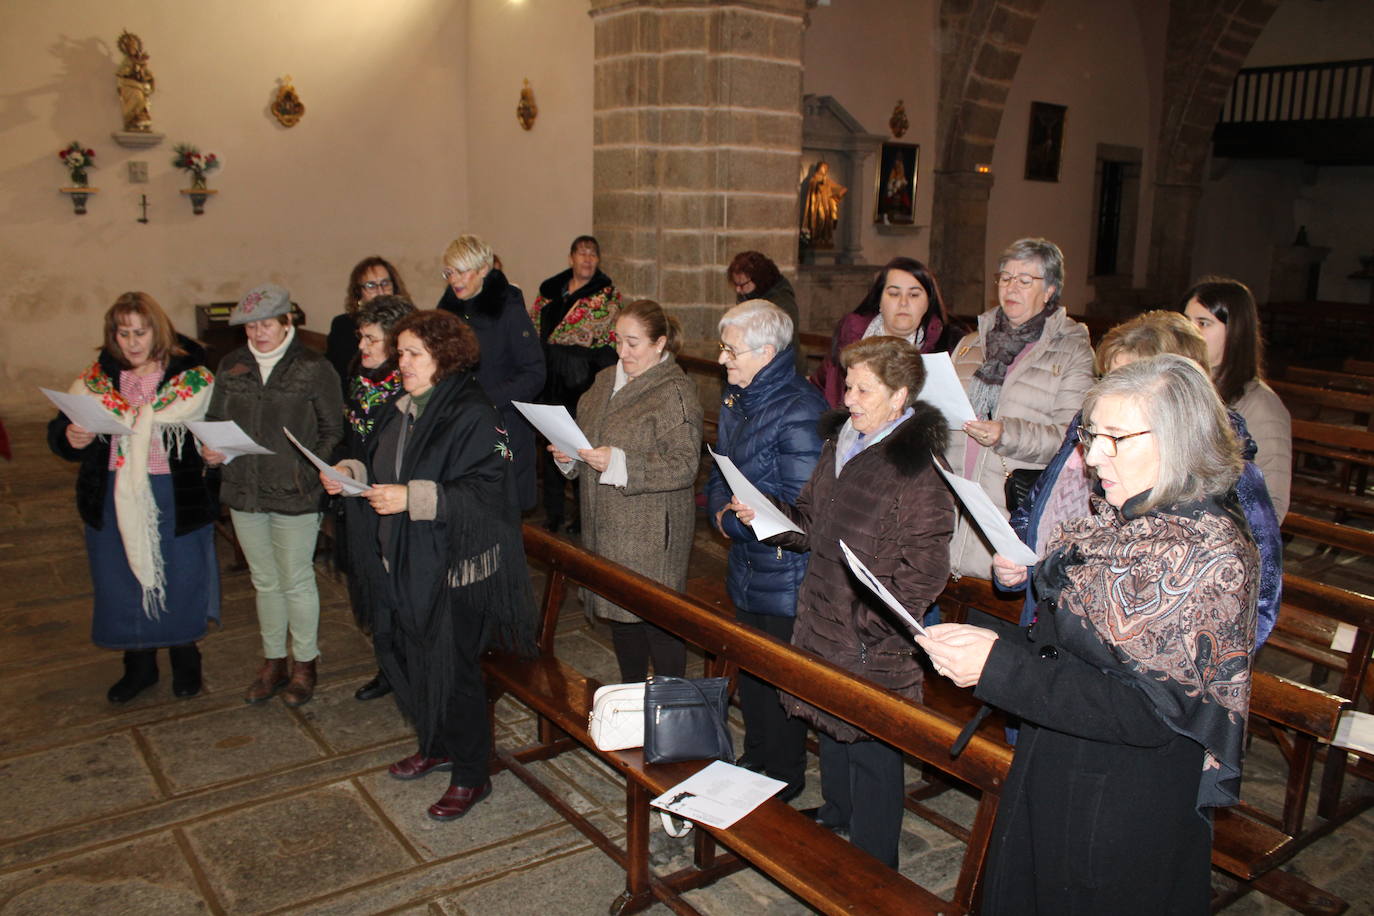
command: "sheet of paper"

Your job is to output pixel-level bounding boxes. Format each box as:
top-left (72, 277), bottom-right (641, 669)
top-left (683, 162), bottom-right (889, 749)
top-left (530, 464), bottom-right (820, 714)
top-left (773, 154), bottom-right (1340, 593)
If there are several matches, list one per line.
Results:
top-left (512, 401), bottom-right (594, 460)
top-left (186, 420), bottom-right (274, 465)
top-left (920, 352), bottom-right (977, 429)
top-left (1332, 710), bottom-right (1374, 756)
top-left (933, 463), bottom-right (1039, 566)
top-left (282, 427), bottom-right (369, 496)
top-left (41, 388), bottom-right (135, 436)
top-left (650, 760), bottom-right (787, 831)
top-left (1331, 622), bottom-right (1357, 654)
top-left (838, 539), bottom-right (928, 637)
top-left (708, 447), bottom-right (803, 541)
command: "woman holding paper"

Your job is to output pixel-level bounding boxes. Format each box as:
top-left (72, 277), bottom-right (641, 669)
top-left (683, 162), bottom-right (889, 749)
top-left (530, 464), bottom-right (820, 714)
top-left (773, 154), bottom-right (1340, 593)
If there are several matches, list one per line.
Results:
top-left (947, 238), bottom-right (1094, 579)
top-left (47, 292), bottom-right (218, 703)
top-left (202, 284), bottom-right (343, 707)
top-left (810, 257), bottom-right (962, 408)
top-left (730, 335), bottom-right (954, 867)
top-left (326, 309), bottom-right (536, 821)
top-left (547, 299), bottom-right (703, 682)
top-left (919, 355), bottom-right (1258, 912)
top-left (706, 300), bottom-right (827, 802)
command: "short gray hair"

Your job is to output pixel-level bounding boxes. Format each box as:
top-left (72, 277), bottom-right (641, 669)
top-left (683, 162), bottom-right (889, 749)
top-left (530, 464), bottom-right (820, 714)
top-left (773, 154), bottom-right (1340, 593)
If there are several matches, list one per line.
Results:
top-left (998, 237), bottom-right (1064, 308)
top-left (442, 235), bottom-right (494, 273)
top-left (718, 299), bottom-right (792, 354)
top-left (1082, 353), bottom-right (1241, 512)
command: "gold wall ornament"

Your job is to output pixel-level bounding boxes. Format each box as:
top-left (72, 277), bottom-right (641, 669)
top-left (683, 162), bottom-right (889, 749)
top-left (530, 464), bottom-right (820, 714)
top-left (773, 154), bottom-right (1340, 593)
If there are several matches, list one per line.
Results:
top-left (271, 76), bottom-right (306, 128)
top-left (516, 79), bottom-right (538, 131)
top-left (889, 99), bottom-right (909, 139)
top-left (115, 31), bottom-right (156, 132)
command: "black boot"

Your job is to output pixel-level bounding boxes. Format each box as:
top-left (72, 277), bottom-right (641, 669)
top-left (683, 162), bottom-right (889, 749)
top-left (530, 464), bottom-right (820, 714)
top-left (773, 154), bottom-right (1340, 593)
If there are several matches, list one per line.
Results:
top-left (355, 669), bottom-right (393, 701)
top-left (108, 649), bottom-right (158, 704)
top-left (169, 643), bottom-right (202, 698)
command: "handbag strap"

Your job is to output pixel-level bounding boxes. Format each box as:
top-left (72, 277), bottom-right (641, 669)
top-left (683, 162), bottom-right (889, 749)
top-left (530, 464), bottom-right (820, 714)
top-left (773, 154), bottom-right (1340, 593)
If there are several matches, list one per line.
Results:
top-left (650, 676), bottom-right (733, 760)
top-left (659, 810), bottom-right (693, 837)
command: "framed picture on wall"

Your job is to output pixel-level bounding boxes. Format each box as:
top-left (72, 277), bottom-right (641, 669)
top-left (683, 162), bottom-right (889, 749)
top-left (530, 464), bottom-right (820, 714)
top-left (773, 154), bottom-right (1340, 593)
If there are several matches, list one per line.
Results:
top-left (873, 142), bottom-right (918, 225)
top-left (1024, 102), bottom-right (1066, 182)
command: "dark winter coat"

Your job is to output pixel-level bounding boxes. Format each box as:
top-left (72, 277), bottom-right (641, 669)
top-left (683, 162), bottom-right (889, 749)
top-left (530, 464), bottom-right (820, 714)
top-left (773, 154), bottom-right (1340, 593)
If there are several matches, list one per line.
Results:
top-left (207, 334), bottom-right (343, 515)
top-left (705, 347), bottom-right (827, 616)
top-left (530, 268), bottom-right (620, 410)
top-left (437, 269), bottom-right (545, 511)
top-left (771, 403), bottom-right (954, 741)
top-left (809, 308), bottom-right (964, 409)
top-left (740, 274), bottom-right (805, 373)
top-left (47, 337), bottom-right (217, 535)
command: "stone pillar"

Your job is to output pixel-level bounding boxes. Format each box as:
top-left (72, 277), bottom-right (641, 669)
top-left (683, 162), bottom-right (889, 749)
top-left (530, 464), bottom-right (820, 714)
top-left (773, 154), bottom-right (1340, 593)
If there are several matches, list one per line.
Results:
top-left (590, 0), bottom-right (807, 342)
top-left (1145, 181), bottom-right (1203, 303)
top-left (929, 168), bottom-right (996, 315)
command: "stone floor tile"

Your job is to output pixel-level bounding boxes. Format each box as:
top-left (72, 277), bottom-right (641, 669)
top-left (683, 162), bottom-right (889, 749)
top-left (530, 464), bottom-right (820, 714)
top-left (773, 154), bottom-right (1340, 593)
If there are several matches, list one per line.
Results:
top-left (0, 832), bottom-right (208, 915)
top-left (0, 732), bottom-right (162, 838)
top-left (140, 701), bottom-right (326, 794)
top-left (183, 782), bottom-right (416, 914)
top-left (292, 678), bottom-right (413, 754)
top-left (0, 597), bottom-right (97, 672)
top-left (441, 846), bottom-right (674, 916)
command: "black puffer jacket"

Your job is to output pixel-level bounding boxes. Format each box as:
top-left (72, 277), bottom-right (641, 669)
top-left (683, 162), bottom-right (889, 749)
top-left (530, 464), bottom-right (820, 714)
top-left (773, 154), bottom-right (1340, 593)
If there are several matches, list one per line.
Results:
top-left (47, 336), bottom-right (217, 534)
top-left (772, 403), bottom-right (954, 741)
top-left (207, 334), bottom-right (343, 514)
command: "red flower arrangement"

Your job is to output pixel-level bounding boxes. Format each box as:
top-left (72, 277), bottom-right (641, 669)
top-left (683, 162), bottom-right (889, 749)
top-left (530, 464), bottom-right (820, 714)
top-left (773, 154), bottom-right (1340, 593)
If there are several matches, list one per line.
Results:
top-left (58, 141), bottom-right (96, 186)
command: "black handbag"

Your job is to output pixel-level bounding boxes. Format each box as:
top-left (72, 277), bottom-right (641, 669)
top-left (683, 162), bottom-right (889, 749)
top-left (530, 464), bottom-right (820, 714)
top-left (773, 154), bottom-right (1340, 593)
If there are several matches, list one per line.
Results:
top-left (1003, 467), bottom-right (1043, 515)
top-left (642, 676), bottom-right (733, 764)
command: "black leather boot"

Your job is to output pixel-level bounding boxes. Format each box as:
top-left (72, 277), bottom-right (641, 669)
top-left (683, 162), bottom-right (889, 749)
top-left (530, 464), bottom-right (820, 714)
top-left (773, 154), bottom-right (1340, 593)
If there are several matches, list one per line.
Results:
top-left (169, 643), bottom-right (202, 698)
top-left (354, 669), bottom-right (393, 701)
top-left (108, 649), bottom-right (158, 704)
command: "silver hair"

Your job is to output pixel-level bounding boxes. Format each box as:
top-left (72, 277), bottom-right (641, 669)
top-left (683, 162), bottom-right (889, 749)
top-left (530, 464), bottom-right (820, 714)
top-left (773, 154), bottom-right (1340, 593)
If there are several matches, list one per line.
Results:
top-left (442, 234), bottom-right (494, 273)
top-left (718, 299), bottom-right (792, 354)
top-left (998, 237), bottom-right (1064, 308)
top-left (1081, 353), bottom-right (1241, 512)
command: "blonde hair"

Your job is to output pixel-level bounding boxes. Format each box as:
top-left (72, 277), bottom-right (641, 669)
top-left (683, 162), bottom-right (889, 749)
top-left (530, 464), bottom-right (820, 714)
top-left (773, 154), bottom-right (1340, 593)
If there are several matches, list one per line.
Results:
top-left (1095, 310), bottom-right (1209, 377)
top-left (442, 235), bottom-right (494, 273)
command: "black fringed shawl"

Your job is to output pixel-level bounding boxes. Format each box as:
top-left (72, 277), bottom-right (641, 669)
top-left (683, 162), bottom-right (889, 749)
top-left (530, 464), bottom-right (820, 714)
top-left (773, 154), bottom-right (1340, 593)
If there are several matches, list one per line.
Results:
top-left (347, 371), bottom-right (536, 743)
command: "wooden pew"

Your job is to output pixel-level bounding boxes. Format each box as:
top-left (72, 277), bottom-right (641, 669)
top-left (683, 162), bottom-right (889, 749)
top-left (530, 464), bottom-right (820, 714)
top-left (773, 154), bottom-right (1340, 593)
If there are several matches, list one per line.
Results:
top-left (1271, 379), bottom-right (1374, 430)
top-left (485, 525), bottom-right (1014, 916)
top-left (1343, 358), bottom-right (1374, 377)
top-left (1289, 419), bottom-right (1374, 519)
top-left (1284, 366), bottom-right (1374, 394)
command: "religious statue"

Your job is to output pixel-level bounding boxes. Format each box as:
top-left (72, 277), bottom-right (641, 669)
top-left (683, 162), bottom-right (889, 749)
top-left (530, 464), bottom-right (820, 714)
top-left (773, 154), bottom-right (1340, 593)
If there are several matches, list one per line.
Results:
top-left (802, 161), bottom-right (847, 249)
top-left (115, 31), bottom-right (155, 132)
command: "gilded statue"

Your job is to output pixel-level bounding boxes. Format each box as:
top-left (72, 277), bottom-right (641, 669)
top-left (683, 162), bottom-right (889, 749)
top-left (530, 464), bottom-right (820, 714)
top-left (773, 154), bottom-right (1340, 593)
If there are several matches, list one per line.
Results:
top-left (802, 161), bottom-right (847, 248)
top-left (115, 31), bottom-right (155, 132)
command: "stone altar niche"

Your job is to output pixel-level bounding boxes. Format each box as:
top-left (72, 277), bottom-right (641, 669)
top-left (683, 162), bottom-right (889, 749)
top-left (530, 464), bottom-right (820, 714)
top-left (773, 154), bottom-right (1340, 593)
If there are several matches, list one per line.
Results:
top-left (800, 95), bottom-right (884, 266)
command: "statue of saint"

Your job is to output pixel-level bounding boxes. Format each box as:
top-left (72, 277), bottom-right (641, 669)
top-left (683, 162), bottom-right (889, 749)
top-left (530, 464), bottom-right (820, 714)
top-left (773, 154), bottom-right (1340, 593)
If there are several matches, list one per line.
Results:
top-left (802, 161), bottom-right (847, 248)
top-left (115, 31), bottom-right (155, 132)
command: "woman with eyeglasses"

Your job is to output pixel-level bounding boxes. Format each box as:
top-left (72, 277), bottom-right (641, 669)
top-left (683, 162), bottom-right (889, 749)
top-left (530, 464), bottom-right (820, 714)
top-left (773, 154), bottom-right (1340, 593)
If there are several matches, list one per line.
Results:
top-left (437, 235), bottom-right (546, 511)
top-left (919, 355), bottom-right (1259, 912)
top-left (811, 256), bottom-right (964, 408)
top-left (946, 237), bottom-right (1094, 580)
top-left (326, 257), bottom-right (412, 389)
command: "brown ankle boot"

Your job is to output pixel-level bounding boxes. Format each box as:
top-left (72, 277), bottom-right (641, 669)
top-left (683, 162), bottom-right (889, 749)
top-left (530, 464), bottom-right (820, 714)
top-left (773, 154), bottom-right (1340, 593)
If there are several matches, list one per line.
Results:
top-left (282, 658), bottom-right (317, 707)
top-left (244, 658), bottom-right (289, 704)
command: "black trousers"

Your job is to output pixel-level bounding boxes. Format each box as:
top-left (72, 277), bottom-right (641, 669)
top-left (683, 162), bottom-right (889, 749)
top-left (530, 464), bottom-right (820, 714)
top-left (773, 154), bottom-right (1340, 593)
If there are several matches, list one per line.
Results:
top-left (735, 609), bottom-right (807, 791)
top-left (609, 620), bottom-right (685, 683)
top-left (818, 733), bottom-right (906, 868)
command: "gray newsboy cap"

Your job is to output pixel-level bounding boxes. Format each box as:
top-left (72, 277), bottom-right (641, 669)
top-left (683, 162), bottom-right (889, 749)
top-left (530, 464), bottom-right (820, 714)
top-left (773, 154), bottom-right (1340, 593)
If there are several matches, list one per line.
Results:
top-left (228, 284), bottom-right (291, 325)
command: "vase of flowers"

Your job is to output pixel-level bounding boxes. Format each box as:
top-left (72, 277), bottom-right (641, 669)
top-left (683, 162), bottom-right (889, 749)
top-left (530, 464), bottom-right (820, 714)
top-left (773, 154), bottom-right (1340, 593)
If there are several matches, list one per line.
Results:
top-left (172, 143), bottom-right (220, 190)
top-left (58, 141), bottom-right (95, 187)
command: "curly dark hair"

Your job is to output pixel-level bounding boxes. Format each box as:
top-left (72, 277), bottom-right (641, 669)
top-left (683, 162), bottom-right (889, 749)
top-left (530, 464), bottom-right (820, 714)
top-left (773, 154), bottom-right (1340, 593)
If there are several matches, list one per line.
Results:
top-left (354, 295), bottom-right (415, 334)
top-left (345, 256), bottom-right (410, 314)
top-left (389, 310), bottom-right (480, 381)
top-left (726, 251), bottom-right (782, 293)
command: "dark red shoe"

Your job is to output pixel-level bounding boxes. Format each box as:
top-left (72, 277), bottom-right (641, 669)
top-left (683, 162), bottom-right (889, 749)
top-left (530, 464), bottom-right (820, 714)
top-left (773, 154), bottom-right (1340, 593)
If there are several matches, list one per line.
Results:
top-left (427, 780), bottom-right (492, 821)
top-left (388, 752), bottom-right (453, 780)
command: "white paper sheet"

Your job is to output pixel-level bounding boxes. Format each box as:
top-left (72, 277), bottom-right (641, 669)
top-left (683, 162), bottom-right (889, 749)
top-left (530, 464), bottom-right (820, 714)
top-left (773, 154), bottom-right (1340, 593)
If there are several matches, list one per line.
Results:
top-left (920, 352), bottom-right (977, 429)
top-left (933, 463), bottom-right (1040, 566)
top-left (282, 427), bottom-right (369, 496)
top-left (512, 401), bottom-right (594, 461)
top-left (838, 539), bottom-right (929, 637)
top-left (186, 420), bottom-right (273, 465)
top-left (41, 388), bottom-right (135, 436)
top-left (1332, 710), bottom-right (1374, 756)
top-left (708, 447), bottom-right (804, 541)
top-left (1331, 622), bottom-right (1357, 653)
top-left (650, 760), bottom-right (787, 830)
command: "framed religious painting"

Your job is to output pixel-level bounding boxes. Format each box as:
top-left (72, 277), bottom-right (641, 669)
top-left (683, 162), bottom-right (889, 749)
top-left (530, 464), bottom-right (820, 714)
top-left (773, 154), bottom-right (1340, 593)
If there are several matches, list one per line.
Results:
top-left (873, 142), bottom-right (918, 225)
top-left (1024, 102), bottom-right (1066, 182)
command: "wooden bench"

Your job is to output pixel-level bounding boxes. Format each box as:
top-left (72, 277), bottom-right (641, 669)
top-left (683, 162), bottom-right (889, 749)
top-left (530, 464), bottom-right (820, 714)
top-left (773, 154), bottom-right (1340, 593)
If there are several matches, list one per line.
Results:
top-left (483, 525), bottom-right (1014, 915)
top-left (1271, 379), bottom-right (1374, 430)
top-left (1343, 358), bottom-right (1374, 377)
top-left (1288, 419), bottom-right (1374, 520)
top-left (1284, 365), bottom-right (1374, 394)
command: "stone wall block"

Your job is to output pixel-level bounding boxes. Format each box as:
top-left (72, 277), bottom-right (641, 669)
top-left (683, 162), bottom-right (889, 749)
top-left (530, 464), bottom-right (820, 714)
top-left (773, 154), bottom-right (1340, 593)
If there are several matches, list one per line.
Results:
top-left (960, 100), bottom-right (1003, 143)
top-left (713, 57), bottom-right (801, 112)
top-left (662, 191), bottom-right (725, 227)
top-left (593, 148), bottom-right (640, 193)
top-left (769, 19), bottom-right (804, 62)
top-left (973, 42), bottom-right (1021, 83)
top-left (966, 75), bottom-right (1011, 106)
top-left (662, 148), bottom-right (717, 191)
top-left (593, 12), bottom-right (640, 57)
top-left (660, 268), bottom-right (707, 305)
top-left (723, 194), bottom-right (796, 232)
top-left (660, 109), bottom-right (710, 147)
top-left (987, 5), bottom-right (1035, 46)
top-left (661, 10), bottom-right (709, 51)
top-left (594, 59), bottom-right (638, 111)
top-left (714, 231), bottom-right (795, 267)
top-left (662, 230), bottom-right (706, 265)
top-left (661, 54), bottom-right (710, 107)
top-left (595, 110), bottom-right (640, 146)
top-left (593, 190), bottom-right (641, 227)
top-left (718, 148), bottom-right (797, 195)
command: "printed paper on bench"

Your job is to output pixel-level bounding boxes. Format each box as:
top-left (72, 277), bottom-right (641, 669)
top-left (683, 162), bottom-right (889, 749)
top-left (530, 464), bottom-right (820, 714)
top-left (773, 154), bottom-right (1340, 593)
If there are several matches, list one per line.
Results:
top-left (650, 760), bottom-right (786, 830)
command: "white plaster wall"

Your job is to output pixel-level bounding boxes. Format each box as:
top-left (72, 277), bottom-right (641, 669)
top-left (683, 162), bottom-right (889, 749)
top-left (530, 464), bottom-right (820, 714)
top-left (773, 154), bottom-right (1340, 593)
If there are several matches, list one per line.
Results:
top-left (984, 0), bottom-right (1156, 315)
top-left (463, 0), bottom-right (594, 301)
top-left (0, 0), bottom-right (472, 414)
top-left (801, 0), bottom-right (940, 270)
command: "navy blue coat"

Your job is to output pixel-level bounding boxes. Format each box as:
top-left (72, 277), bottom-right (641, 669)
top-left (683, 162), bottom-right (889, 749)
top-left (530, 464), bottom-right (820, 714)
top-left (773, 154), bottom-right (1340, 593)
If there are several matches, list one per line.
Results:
top-left (705, 347), bottom-right (827, 616)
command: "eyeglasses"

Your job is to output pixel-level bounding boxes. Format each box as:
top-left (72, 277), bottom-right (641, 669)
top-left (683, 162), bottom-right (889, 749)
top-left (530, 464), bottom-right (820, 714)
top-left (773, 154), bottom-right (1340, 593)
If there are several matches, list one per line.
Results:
top-left (356, 331), bottom-right (386, 345)
top-left (718, 342), bottom-right (760, 360)
top-left (994, 272), bottom-right (1045, 289)
top-left (441, 267), bottom-right (469, 280)
top-left (1076, 427), bottom-right (1152, 457)
top-left (360, 278), bottom-right (393, 292)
